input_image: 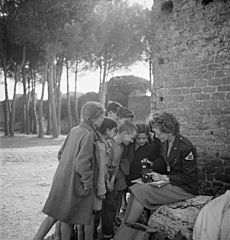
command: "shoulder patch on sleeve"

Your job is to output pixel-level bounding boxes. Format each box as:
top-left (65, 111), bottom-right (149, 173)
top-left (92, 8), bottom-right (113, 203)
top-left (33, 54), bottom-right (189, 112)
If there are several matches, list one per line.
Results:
top-left (185, 152), bottom-right (194, 161)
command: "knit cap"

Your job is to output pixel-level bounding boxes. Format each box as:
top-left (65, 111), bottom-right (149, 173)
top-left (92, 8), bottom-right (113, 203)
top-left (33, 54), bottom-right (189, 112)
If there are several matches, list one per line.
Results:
top-left (81, 101), bottom-right (104, 122)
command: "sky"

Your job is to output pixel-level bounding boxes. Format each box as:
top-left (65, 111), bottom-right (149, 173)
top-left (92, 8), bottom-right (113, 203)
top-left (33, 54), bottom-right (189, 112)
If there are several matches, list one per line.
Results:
top-left (0, 0), bottom-right (152, 101)
top-left (0, 62), bottom-right (150, 100)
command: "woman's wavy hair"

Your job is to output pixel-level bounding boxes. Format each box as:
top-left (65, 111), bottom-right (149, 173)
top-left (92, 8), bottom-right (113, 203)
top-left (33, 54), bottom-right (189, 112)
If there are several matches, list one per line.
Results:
top-left (147, 112), bottom-right (180, 136)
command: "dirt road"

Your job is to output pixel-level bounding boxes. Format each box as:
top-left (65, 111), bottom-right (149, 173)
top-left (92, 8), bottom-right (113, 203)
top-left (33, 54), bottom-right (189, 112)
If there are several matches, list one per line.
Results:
top-left (0, 134), bottom-right (66, 240)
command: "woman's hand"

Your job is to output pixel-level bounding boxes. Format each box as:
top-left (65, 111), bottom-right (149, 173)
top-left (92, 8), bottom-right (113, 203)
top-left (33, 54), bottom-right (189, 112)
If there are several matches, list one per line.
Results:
top-left (156, 174), bottom-right (169, 181)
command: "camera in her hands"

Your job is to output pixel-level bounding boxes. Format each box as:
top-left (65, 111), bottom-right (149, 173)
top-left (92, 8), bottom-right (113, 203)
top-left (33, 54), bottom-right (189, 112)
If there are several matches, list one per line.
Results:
top-left (141, 158), bottom-right (156, 183)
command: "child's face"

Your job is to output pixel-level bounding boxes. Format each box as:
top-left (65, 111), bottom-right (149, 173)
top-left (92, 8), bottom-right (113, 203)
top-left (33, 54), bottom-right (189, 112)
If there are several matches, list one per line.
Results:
top-left (93, 114), bottom-right (104, 128)
top-left (106, 127), bottom-right (117, 139)
top-left (121, 131), bottom-right (136, 145)
top-left (136, 133), bottom-right (148, 147)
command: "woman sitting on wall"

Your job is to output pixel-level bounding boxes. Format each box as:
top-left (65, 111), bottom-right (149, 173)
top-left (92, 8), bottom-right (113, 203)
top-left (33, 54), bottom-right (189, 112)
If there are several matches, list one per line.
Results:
top-left (114, 112), bottom-right (198, 240)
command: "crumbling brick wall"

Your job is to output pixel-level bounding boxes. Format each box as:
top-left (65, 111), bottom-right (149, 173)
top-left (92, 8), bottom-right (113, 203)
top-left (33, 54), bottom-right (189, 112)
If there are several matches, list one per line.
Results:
top-left (128, 96), bottom-right (151, 122)
top-left (151, 0), bottom-right (230, 195)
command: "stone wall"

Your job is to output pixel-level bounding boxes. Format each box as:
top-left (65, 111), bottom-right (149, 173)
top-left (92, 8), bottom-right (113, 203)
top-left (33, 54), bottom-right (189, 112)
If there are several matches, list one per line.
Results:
top-left (128, 96), bottom-right (151, 122)
top-left (151, 0), bottom-right (230, 194)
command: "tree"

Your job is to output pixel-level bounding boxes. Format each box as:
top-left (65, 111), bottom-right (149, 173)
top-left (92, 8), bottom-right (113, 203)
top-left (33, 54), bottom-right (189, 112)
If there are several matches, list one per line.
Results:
top-left (37, 63), bottom-right (48, 138)
top-left (0, 19), bottom-right (10, 136)
top-left (87, 0), bottom-right (147, 105)
top-left (6, 0), bottom-right (99, 137)
top-left (106, 75), bottom-right (149, 106)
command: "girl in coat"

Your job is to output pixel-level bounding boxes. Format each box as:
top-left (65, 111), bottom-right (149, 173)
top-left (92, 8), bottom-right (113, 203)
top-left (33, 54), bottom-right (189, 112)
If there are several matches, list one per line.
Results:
top-left (33, 101), bottom-right (104, 240)
top-left (127, 123), bottom-right (161, 187)
top-left (78, 117), bottom-right (118, 240)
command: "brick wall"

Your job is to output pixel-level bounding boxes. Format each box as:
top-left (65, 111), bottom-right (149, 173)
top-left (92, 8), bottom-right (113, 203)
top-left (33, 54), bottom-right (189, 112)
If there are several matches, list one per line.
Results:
top-left (151, 0), bottom-right (230, 194)
top-left (128, 96), bottom-right (151, 122)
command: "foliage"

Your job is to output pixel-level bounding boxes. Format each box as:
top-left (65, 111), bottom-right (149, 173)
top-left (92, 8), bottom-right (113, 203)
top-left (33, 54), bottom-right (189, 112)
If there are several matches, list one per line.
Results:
top-left (77, 92), bottom-right (100, 117)
top-left (106, 75), bottom-right (149, 106)
top-left (0, 0), bottom-right (153, 136)
top-left (87, 0), bottom-right (148, 73)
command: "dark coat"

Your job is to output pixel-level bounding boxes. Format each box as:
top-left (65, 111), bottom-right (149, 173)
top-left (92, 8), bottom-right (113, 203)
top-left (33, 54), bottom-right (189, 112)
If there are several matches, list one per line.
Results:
top-left (42, 122), bottom-right (99, 225)
top-left (126, 139), bottom-right (161, 186)
top-left (152, 134), bottom-right (198, 195)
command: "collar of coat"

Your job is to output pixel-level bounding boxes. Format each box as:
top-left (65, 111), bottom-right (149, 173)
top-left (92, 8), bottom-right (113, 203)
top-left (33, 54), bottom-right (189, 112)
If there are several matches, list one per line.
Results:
top-left (162, 134), bottom-right (180, 163)
top-left (79, 121), bottom-right (101, 142)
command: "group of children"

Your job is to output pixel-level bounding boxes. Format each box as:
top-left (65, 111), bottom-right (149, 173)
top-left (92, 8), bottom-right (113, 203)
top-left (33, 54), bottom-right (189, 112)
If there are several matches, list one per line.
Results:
top-left (33, 100), bottom-right (161, 240)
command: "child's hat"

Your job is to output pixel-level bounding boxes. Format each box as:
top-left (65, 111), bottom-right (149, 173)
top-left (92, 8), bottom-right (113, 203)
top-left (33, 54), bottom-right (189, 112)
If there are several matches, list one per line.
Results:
top-left (81, 101), bottom-right (104, 121)
top-left (117, 107), bottom-right (134, 118)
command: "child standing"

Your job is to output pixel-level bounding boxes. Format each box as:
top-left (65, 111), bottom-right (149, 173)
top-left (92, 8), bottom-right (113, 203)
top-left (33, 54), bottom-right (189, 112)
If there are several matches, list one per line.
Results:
top-left (33, 101), bottom-right (104, 240)
top-left (101, 121), bottom-right (137, 240)
top-left (79, 117), bottom-right (118, 240)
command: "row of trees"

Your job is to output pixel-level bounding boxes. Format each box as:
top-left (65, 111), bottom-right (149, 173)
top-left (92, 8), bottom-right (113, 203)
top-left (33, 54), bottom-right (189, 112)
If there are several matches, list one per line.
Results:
top-left (8, 75), bottom-right (149, 134)
top-left (0, 0), bottom-right (155, 138)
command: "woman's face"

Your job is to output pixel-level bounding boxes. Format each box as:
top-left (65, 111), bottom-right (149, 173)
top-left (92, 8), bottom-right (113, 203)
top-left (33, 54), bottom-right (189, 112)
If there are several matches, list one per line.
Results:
top-left (93, 114), bottom-right (105, 128)
top-left (153, 127), bottom-right (171, 142)
top-left (136, 133), bottom-right (148, 147)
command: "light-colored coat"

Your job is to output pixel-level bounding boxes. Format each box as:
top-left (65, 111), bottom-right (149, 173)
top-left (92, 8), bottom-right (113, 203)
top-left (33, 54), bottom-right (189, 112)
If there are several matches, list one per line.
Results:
top-left (42, 122), bottom-right (99, 225)
top-left (193, 190), bottom-right (230, 240)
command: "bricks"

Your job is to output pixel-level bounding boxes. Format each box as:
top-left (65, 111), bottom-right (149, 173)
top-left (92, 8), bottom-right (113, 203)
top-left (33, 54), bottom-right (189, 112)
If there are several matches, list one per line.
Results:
top-left (218, 85), bottom-right (230, 92)
top-left (202, 86), bottom-right (216, 93)
top-left (211, 92), bottom-right (226, 100)
top-left (190, 88), bottom-right (202, 94)
top-left (195, 93), bottom-right (210, 100)
top-left (150, 0), bottom-right (230, 181)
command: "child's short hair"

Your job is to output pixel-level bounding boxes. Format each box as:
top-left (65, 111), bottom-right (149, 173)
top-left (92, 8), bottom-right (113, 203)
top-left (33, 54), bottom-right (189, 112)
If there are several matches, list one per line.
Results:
top-left (98, 117), bottom-right (117, 135)
top-left (106, 101), bottom-right (122, 114)
top-left (118, 120), bottom-right (137, 134)
top-left (136, 123), bottom-right (149, 136)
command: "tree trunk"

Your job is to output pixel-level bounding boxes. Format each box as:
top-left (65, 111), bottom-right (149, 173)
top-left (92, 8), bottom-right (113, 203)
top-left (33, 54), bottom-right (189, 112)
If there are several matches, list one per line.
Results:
top-left (22, 67), bottom-right (27, 133)
top-left (31, 68), bottom-right (37, 134)
top-left (9, 69), bottom-right (18, 136)
top-left (1, 35), bottom-right (10, 136)
top-left (26, 77), bottom-right (31, 134)
top-left (9, 45), bottom-right (26, 136)
top-left (38, 63), bottom-right (48, 138)
top-left (3, 68), bottom-right (10, 136)
top-left (47, 102), bottom-right (51, 135)
top-left (66, 59), bottom-right (72, 132)
top-left (55, 57), bottom-right (63, 135)
top-left (47, 55), bottom-right (59, 138)
top-left (74, 59), bottom-right (79, 125)
top-left (99, 57), bottom-right (108, 106)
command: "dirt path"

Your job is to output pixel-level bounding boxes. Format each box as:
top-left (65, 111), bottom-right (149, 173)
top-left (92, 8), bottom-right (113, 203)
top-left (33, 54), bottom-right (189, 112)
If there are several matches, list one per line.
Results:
top-left (0, 134), bottom-right (66, 240)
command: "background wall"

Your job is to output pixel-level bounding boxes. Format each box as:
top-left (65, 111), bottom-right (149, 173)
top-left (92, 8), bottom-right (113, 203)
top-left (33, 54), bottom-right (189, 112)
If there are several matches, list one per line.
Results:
top-left (151, 0), bottom-right (230, 195)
